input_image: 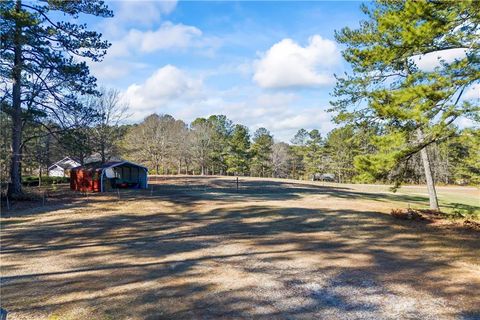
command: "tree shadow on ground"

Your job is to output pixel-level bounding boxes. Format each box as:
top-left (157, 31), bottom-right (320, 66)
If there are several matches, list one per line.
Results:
top-left (1, 177), bottom-right (479, 319)
top-left (3, 176), bottom-right (460, 219)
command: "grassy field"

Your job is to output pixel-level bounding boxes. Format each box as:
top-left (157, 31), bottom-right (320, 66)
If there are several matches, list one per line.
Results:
top-left (1, 176), bottom-right (479, 319)
top-left (317, 181), bottom-right (479, 219)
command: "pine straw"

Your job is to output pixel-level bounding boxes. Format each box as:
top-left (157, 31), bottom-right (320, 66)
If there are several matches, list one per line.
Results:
top-left (390, 208), bottom-right (480, 232)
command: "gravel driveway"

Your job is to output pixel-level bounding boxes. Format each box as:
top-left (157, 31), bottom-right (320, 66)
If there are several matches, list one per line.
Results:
top-left (1, 177), bottom-right (479, 319)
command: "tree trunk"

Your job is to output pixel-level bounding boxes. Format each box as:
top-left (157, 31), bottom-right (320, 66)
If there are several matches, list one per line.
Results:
top-left (101, 143), bottom-right (106, 164)
top-left (38, 165), bottom-right (42, 187)
top-left (46, 134), bottom-right (51, 176)
top-left (417, 129), bottom-right (439, 210)
top-left (8, 0), bottom-right (23, 197)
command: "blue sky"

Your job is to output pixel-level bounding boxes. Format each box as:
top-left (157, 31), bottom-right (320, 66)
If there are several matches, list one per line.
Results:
top-left (81, 1), bottom-right (368, 141)
top-left (75, 1), bottom-right (478, 141)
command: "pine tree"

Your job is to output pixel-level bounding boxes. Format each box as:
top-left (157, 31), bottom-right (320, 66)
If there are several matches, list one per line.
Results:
top-left (290, 129), bottom-right (308, 179)
top-left (226, 124), bottom-right (250, 176)
top-left (331, 0), bottom-right (479, 210)
top-left (1, 0), bottom-right (112, 197)
top-left (207, 115), bottom-right (233, 175)
top-left (303, 129), bottom-right (324, 178)
top-left (250, 128), bottom-right (273, 177)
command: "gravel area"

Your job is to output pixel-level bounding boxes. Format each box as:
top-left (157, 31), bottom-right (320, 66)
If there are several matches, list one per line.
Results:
top-left (1, 176), bottom-right (479, 319)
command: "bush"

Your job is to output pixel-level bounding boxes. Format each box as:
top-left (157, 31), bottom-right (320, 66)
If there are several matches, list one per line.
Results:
top-left (22, 176), bottom-right (70, 186)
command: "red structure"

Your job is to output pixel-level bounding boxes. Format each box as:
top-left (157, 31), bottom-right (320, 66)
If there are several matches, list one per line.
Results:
top-left (70, 161), bottom-right (148, 192)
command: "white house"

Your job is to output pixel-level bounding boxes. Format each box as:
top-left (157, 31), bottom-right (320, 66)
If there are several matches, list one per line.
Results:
top-left (48, 157), bottom-right (81, 177)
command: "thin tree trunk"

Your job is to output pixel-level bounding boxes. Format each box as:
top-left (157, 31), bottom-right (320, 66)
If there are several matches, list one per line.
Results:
top-left (417, 129), bottom-right (439, 210)
top-left (101, 143), bottom-right (106, 164)
top-left (8, 0), bottom-right (23, 197)
top-left (38, 165), bottom-right (42, 187)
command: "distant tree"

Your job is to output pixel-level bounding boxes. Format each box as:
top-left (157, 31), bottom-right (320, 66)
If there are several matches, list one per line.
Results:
top-left (290, 129), bottom-right (308, 179)
top-left (56, 98), bottom-right (100, 165)
top-left (91, 88), bottom-right (129, 163)
top-left (59, 127), bottom-right (94, 166)
top-left (291, 129), bottom-right (309, 146)
top-left (271, 142), bottom-right (291, 178)
top-left (190, 118), bottom-right (213, 175)
top-left (448, 129), bottom-right (480, 185)
top-left (324, 125), bottom-right (359, 183)
top-left (303, 129), bottom-right (324, 178)
top-left (170, 119), bottom-right (190, 174)
top-left (250, 128), bottom-right (273, 177)
top-left (207, 115), bottom-right (233, 175)
top-left (1, 0), bottom-right (112, 197)
top-left (226, 124), bottom-right (250, 176)
top-left (123, 114), bottom-right (164, 173)
top-left (331, 1), bottom-right (479, 209)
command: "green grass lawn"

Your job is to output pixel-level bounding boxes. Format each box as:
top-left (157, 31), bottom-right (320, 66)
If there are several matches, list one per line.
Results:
top-left (341, 183), bottom-right (480, 219)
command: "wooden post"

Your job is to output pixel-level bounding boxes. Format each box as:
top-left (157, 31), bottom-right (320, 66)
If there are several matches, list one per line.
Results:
top-left (117, 188), bottom-right (120, 200)
top-left (6, 196), bottom-right (10, 210)
top-left (236, 177), bottom-right (239, 192)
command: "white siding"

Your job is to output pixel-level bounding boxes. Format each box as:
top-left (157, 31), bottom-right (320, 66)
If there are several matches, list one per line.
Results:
top-left (49, 166), bottom-right (65, 177)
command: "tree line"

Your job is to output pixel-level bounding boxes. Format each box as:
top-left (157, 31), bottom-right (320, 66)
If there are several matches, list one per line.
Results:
top-left (2, 108), bottom-right (477, 187)
top-left (123, 114), bottom-right (480, 185)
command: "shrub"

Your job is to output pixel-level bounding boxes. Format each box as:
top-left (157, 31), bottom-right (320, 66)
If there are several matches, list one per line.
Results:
top-left (22, 176), bottom-right (70, 186)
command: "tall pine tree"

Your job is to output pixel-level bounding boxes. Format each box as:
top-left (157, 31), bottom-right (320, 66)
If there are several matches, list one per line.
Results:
top-left (1, 0), bottom-right (112, 197)
top-left (331, 0), bottom-right (479, 210)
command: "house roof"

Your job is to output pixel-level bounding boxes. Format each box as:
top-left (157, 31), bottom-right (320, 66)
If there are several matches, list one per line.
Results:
top-left (48, 157), bottom-right (81, 170)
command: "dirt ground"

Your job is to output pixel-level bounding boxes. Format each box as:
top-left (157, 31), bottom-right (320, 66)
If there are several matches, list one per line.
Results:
top-left (1, 176), bottom-right (479, 320)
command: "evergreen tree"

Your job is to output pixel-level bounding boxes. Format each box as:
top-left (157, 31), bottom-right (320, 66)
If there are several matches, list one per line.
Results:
top-left (1, 0), bottom-right (112, 197)
top-left (325, 125), bottom-right (359, 183)
top-left (303, 129), bottom-right (324, 178)
top-left (250, 128), bottom-right (273, 177)
top-left (290, 129), bottom-right (308, 179)
top-left (331, 0), bottom-right (479, 209)
top-left (207, 115), bottom-right (233, 175)
top-left (448, 128), bottom-right (480, 185)
top-left (226, 124), bottom-right (250, 176)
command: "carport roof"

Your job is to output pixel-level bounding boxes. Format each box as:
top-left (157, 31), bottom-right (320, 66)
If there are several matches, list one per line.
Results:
top-left (72, 161), bottom-right (148, 171)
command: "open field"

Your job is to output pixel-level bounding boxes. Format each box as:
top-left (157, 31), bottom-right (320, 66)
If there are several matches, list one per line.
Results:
top-left (1, 176), bottom-right (479, 319)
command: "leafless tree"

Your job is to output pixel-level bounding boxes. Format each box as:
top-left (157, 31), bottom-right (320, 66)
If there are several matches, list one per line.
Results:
top-left (271, 142), bottom-right (291, 178)
top-left (190, 120), bottom-right (213, 175)
top-left (91, 88), bottom-right (130, 163)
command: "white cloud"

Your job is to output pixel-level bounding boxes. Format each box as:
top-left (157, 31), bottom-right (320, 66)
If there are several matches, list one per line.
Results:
top-left (411, 48), bottom-right (468, 72)
top-left (88, 59), bottom-right (149, 83)
top-left (114, 1), bottom-right (177, 26)
top-left (110, 22), bottom-right (203, 57)
top-left (101, 1), bottom-right (178, 38)
top-left (463, 84), bottom-right (479, 100)
top-left (253, 35), bottom-right (340, 89)
top-left (122, 75), bottom-right (334, 141)
top-left (454, 116), bottom-right (476, 128)
top-left (123, 65), bottom-right (203, 118)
